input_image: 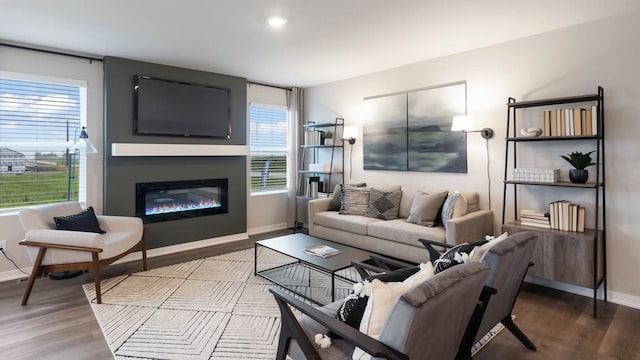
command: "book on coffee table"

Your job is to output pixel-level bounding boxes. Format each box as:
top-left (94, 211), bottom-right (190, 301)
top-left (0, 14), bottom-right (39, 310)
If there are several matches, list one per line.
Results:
top-left (304, 244), bottom-right (342, 258)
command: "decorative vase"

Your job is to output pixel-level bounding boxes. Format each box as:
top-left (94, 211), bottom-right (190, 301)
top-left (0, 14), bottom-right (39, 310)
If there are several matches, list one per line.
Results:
top-left (569, 169), bottom-right (588, 183)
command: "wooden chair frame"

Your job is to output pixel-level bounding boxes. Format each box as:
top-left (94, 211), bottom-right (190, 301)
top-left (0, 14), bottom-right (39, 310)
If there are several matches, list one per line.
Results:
top-left (19, 236), bottom-right (147, 305)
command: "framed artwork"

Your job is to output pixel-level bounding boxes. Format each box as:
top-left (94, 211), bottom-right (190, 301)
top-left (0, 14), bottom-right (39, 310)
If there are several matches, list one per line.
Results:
top-left (363, 93), bottom-right (408, 171)
top-left (363, 81), bottom-right (467, 173)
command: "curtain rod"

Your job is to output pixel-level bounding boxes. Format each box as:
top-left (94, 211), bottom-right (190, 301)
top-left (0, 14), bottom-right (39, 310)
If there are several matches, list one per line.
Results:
top-left (247, 81), bottom-right (292, 91)
top-left (1, 42), bottom-right (103, 62)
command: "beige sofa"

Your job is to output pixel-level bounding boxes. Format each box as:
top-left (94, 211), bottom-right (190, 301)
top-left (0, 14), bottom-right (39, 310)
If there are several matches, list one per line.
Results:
top-left (308, 186), bottom-right (494, 264)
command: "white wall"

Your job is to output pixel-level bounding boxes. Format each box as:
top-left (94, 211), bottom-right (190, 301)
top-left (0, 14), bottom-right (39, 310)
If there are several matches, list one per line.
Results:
top-left (0, 46), bottom-right (104, 277)
top-left (305, 11), bottom-right (640, 308)
top-left (246, 83), bottom-right (290, 234)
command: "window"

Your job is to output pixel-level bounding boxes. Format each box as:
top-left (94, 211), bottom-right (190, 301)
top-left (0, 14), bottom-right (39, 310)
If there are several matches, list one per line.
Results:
top-left (0, 74), bottom-right (86, 209)
top-left (249, 104), bottom-right (288, 194)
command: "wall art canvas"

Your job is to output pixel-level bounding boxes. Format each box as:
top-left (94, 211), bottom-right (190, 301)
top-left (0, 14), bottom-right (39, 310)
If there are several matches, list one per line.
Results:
top-left (363, 81), bottom-right (467, 173)
top-left (407, 83), bottom-right (467, 173)
top-left (363, 93), bottom-right (408, 171)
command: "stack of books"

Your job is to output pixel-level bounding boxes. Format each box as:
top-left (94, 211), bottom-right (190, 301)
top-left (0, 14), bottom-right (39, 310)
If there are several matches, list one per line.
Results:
top-left (543, 105), bottom-right (598, 137)
top-left (304, 244), bottom-right (342, 258)
top-left (549, 200), bottom-right (585, 232)
top-left (519, 209), bottom-right (551, 229)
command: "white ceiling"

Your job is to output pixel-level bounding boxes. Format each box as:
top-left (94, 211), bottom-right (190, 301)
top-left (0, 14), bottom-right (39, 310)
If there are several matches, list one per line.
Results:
top-left (1, 0), bottom-right (639, 87)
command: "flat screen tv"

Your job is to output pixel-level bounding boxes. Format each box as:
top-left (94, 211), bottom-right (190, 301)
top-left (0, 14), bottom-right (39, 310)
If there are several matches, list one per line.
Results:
top-left (134, 76), bottom-right (231, 138)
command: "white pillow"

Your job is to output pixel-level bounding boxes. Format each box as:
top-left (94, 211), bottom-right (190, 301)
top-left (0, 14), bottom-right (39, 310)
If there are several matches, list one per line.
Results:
top-left (469, 232), bottom-right (509, 261)
top-left (353, 262), bottom-right (435, 360)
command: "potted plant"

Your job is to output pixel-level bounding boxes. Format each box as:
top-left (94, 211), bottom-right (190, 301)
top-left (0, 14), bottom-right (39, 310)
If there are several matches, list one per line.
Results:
top-left (561, 150), bottom-right (596, 183)
top-left (324, 130), bottom-right (334, 146)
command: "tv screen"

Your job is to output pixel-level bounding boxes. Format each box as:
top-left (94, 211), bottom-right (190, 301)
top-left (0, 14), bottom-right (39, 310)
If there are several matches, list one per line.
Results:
top-left (134, 76), bottom-right (231, 138)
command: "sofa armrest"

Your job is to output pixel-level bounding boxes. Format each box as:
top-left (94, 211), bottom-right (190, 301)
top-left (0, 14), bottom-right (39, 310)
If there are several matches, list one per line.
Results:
top-left (307, 198), bottom-right (332, 234)
top-left (445, 210), bottom-right (494, 245)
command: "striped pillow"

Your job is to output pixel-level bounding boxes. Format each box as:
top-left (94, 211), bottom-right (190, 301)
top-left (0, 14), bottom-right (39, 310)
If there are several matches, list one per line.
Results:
top-left (440, 191), bottom-right (460, 229)
top-left (340, 185), bottom-right (369, 216)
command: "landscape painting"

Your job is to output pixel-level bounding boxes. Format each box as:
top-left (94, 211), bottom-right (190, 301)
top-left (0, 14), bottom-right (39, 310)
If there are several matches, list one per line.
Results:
top-left (363, 93), bottom-right (408, 171)
top-left (407, 83), bottom-right (467, 173)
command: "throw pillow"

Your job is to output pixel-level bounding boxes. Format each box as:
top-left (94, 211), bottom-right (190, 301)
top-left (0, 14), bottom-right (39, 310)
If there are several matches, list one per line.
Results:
top-left (329, 183), bottom-right (366, 211)
top-left (430, 240), bottom-right (488, 273)
top-left (330, 266), bottom-right (420, 338)
top-left (366, 188), bottom-right (402, 220)
top-left (340, 185), bottom-right (369, 216)
top-left (440, 191), bottom-right (460, 229)
top-left (406, 191), bottom-right (448, 226)
top-left (469, 232), bottom-right (510, 261)
top-left (354, 262), bottom-right (435, 360)
top-left (54, 206), bottom-right (105, 234)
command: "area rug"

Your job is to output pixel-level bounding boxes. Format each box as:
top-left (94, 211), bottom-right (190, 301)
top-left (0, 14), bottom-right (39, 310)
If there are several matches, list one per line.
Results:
top-left (82, 248), bottom-right (356, 359)
top-left (84, 248), bottom-right (505, 359)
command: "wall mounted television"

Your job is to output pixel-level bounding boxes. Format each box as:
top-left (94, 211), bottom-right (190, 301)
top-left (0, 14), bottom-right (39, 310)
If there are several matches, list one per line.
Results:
top-left (134, 76), bottom-right (231, 138)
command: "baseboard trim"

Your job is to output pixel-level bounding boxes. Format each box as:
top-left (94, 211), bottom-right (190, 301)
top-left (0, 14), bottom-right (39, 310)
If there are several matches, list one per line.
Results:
top-left (0, 267), bottom-right (31, 283)
top-left (526, 276), bottom-right (640, 311)
top-left (247, 223), bottom-right (288, 236)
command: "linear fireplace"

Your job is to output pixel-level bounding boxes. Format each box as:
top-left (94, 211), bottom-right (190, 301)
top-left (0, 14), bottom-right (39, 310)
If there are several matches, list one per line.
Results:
top-left (136, 178), bottom-right (228, 223)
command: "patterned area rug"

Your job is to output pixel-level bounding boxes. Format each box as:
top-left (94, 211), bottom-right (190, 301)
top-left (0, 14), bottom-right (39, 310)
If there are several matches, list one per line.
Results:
top-left (83, 248), bottom-right (356, 359)
top-left (84, 248), bottom-right (505, 359)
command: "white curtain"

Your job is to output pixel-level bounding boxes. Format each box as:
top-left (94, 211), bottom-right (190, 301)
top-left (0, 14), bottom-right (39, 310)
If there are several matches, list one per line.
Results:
top-left (286, 87), bottom-right (303, 228)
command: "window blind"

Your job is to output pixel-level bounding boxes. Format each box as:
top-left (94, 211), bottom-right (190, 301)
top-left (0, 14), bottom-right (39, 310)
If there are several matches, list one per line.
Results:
top-left (249, 105), bottom-right (288, 193)
top-left (0, 77), bottom-right (83, 209)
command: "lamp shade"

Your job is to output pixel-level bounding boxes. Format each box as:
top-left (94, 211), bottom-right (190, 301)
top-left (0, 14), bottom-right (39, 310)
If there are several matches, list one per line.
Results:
top-left (451, 115), bottom-right (475, 132)
top-left (342, 126), bottom-right (359, 140)
top-left (73, 127), bottom-right (98, 153)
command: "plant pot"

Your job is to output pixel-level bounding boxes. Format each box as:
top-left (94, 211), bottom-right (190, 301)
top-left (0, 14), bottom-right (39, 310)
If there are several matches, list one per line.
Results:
top-left (569, 169), bottom-right (589, 183)
top-left (324, 138), bottom-right (333, 146)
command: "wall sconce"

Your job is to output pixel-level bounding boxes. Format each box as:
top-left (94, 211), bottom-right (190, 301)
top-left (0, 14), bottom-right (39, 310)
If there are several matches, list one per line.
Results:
top-left (342, 126), bottom-right (359, 179)
top-left (342, 125), bottom-right (358, 145)
top-left (451, 115), bottom-right (494, 139)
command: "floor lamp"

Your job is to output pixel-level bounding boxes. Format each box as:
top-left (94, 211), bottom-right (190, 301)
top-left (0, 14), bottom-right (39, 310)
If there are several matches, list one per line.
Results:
top-left (342, 126), bottom-right (358, 180)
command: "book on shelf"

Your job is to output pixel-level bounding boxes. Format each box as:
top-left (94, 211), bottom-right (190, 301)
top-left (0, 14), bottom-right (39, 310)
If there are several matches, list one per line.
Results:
top-left (548, 201), bottom-right (585, 232)
top-left (544, 111), bottom-right (551, 136)
top-left (585, 107), bottom-right (593, 135)
top-left (550, 110), bottom-right (558, 136)
top-left (573, 108), bottom-right (582, 136)
top-left (591, 105), bottom-right (598, 135)
top-left (304, 244), bottom-right (342, 258)
top-left (520, 220), bottom-right (551, 229)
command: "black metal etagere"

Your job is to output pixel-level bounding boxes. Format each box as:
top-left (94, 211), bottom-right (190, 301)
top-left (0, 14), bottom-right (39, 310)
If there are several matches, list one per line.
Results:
top-left (501, 87), bottom-right (606, 317)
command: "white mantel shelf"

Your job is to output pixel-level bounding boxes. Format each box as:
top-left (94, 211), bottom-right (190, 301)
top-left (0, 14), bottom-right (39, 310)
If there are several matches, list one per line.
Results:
top-left (111, 143), bottom-right (249, 157)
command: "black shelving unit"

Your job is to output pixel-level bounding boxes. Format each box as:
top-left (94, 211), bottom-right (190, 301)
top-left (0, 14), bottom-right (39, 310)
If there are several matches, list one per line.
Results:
top-left (296, 118), bottom-right (344, 228)
top-left (501, 87), bottom-right (606, 317)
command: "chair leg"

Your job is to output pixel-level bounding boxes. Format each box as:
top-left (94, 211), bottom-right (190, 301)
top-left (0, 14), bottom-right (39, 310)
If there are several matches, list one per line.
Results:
top-left (22, 247), bottom-right (47, 305)
top-left (502, 315), bottom-right (536, 351)
top-left (141, 244), bottom-right (148, 271)
top-left (92, 253), bottom-right (102, 304)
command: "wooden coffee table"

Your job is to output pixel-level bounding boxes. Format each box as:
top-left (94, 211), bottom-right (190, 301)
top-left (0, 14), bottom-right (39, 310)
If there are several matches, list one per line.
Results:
top-left (254, 233), bottom-right (375, 304)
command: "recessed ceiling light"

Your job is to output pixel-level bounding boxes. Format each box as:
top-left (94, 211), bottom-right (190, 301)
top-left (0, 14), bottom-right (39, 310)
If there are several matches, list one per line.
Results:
top-left (268, 16), bottom-right (287, 27)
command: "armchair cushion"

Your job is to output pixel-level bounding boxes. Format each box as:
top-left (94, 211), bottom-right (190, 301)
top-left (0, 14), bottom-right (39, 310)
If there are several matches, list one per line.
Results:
top-left (54, 206), bottom-right (105, 234)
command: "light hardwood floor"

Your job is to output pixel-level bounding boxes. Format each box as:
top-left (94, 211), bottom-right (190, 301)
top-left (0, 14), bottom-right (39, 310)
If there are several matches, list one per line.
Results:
top-left (1, 230), bottom-right (639, 360)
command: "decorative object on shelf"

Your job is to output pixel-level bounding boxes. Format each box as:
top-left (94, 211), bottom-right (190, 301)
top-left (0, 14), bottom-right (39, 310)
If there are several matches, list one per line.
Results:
top-left (324, 130), bottom-right (334, 145)
top-left (512, 168), bottom-right (559, 183)
top-left (519, 127), bottom-right (542, 137)
top-left (561, 150), bottom-right (596, 183)
top-left (451, 115), bottom-right (495, 139)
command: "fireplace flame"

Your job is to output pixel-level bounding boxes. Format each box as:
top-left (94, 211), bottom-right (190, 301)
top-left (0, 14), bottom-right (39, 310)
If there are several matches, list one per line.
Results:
top-left (146, 199), bottom-right (221, 215)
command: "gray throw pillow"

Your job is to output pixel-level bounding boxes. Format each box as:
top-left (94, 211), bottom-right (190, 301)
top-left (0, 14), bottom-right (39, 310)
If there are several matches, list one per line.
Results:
top-left (367, 188), bottom-right (402, 220)
top-left (340, 185), bottom-right (369, 216)
top-left (329, 183), bottom-right (366, 211)
top-left (406, 191), bottom-right (448, 226)
top-left (441, 191), bottom-right (460, 229)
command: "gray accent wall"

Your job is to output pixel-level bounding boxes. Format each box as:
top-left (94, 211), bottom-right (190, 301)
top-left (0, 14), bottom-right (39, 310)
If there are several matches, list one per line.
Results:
top-left (103, 57), bottom-right (247, 249)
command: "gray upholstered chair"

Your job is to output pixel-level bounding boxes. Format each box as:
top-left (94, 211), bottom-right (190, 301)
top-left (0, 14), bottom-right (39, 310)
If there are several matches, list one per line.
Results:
top-left (270, 261), bottom-right (489, 360)
top-left (420, 231), bottom-right (539, 359)
top-left (18, 201), bottom-right (147, 305)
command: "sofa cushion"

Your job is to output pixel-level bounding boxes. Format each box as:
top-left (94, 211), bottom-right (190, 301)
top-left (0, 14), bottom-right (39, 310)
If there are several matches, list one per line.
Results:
top-left (315, 212), bottom-right (383, 236)
top-left (406, 191), bottom-right (448, 226)
top-left (340, 185), bottom-right (370, 216)
top-left (368, 219), bottom-right (446, 247)
top-left (366, 188), bottom-right (402, 220)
